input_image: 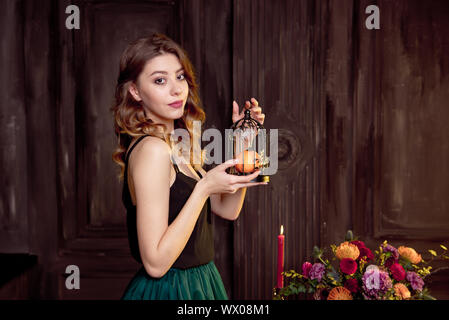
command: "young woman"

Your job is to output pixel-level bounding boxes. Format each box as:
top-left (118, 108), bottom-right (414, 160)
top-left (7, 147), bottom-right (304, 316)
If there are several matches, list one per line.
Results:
top-left (111, 33), bottom-right (266, 300)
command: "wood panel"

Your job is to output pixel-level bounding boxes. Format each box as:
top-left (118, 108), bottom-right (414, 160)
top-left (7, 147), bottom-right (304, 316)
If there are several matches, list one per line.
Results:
top-left (233, 0), bottom-right (325, 299)
top-left (373, 0), bottom-right (449, 240)
top-left (23, 0), bottom-right (60, 299)
top-left (352, 0), bottom-right (449, 299)
top-left (0, 0), bottom-right (29, 253)
top-left (321, 0), bottom-right (355, 247)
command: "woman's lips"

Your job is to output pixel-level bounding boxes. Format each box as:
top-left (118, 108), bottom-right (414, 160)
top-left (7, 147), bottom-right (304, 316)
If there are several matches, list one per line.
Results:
top-left (168, 100), bottom-right (184, 108)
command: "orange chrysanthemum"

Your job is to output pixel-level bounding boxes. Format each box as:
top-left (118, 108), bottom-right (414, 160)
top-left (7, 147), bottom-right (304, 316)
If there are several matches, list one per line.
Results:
top-left (398, 246), bottom-right (422, 264)
top-left (327, 287), bottom-right (353, 300)
top-left (393, 283), bottom-right (411, 299)
top-left (335, 242), bottom-right (360, 260)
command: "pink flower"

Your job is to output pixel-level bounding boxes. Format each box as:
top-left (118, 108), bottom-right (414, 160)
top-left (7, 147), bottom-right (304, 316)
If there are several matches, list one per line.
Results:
top-left (389, 263), bottom-right (406, 281)
top-left (351, 240), bottom-right (366, 248)
top-left (385, 257), bottom-right (397, 268)
top-left (340, 258), bottom-right (358, 275)
top-left (358, 246), bottom-right (374, 262)
top-left (302, 262), bottom-right (313, 278)
top-left (351, 240), bottom-right (374, 262)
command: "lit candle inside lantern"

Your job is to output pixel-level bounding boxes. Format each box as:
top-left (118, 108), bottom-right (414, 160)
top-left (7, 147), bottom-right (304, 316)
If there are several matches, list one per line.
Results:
top-left (277, 225), bottom-right (285, 288)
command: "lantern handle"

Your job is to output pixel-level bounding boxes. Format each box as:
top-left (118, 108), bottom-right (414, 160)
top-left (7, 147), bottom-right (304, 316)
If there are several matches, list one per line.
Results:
top-left (230, 109), bottom-right (265, 130)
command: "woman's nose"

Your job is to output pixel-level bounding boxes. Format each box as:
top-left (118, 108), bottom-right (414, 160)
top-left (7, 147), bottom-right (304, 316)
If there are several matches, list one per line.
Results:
top-left (171, 83), bottom-right (182, 95)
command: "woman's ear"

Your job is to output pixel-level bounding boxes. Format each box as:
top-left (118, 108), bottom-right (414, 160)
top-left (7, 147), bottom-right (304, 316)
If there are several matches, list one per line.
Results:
top-left (128, 82), bottom-right (142, 102)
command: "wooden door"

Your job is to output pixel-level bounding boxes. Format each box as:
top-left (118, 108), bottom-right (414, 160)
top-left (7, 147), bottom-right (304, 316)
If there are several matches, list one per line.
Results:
top-left (55, 0), bottom-right (180, 300)
top-left (351, 0), bottom-right (449, 299)
top-left (54, 0), bottom-right (233, 299)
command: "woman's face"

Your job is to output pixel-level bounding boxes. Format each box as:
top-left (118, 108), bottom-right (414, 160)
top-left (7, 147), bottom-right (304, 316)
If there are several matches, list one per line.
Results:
top-left (129, 53), bottom-right (189, 128)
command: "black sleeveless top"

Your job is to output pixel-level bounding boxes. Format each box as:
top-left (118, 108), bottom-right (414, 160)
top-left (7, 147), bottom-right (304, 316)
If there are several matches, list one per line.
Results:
top-left (122, 135), bottom-right (214, 269)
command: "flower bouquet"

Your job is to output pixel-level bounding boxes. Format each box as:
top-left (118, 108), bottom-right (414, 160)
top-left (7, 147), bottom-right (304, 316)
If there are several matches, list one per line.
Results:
top-left (274, 231), bottom-right (449, 300)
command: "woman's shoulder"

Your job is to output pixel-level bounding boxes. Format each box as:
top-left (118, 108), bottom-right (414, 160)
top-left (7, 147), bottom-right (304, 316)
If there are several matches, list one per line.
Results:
top-left (128, 135), bottom-right (171, 165)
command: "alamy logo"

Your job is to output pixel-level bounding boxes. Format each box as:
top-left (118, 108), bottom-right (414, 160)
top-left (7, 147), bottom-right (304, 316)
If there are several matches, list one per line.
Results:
top-left (65, 5), bottom-right (80, 30)
top-left (170, 121), bottom-right (279, 175)
top-left (65, 265), bottom-right (80, 290)
top-left (365, 5), bottom-right (380, 30)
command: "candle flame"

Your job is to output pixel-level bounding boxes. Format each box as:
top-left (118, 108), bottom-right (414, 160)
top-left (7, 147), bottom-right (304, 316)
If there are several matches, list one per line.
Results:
top-left (280, 225), bottom-right (284, 235)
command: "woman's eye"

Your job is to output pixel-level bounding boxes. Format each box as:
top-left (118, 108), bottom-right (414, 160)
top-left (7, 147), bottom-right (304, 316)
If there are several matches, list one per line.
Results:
top-left (155, 78), bottom-right (166, 85)
top-left (177, 73), bottom-right (186, 80)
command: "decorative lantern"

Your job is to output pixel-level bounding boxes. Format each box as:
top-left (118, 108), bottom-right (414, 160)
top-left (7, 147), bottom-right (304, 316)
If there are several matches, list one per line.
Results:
top-left (228, 108), bottom-right (270, 182)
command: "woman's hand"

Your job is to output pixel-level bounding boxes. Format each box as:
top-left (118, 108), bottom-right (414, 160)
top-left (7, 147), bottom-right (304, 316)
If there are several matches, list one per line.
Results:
top-left (232, 97), bottom-right (265, 125)
top-left (232, 98), bottom-right (266, 150)
top-left (197, 159), bottom-right (266, 197)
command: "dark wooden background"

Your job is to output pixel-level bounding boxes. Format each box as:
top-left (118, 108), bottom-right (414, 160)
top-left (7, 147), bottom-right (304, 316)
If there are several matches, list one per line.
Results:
top-left (1, 0), bottom-right (448, 299)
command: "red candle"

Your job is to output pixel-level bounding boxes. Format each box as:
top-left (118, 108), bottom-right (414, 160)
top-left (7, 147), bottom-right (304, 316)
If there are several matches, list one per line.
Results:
top-left (277, 225), bottom-right (285, 288)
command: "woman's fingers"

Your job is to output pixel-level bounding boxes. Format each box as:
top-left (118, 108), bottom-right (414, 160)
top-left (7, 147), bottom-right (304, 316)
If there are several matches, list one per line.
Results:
top-left (232, 181), bottom-right (268, 190)
top-left (233, 98), bottom-right (263, 122)
top-left (251, 107), bottom-right (262, 113)
top-left (219, 158), bottom-right (239, 170)
top-left (232, 170), bottom-right (261, 183)
top-left (247, 98), bottom-right (264, 124)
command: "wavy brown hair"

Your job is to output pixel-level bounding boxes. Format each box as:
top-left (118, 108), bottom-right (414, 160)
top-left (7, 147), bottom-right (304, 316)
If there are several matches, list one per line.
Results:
top-left (111, 33), bottom-right (206, 180)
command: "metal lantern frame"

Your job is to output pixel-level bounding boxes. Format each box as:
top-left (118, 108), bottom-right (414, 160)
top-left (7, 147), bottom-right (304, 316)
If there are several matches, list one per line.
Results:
top-left (228, 108), bottom-right (270, 182)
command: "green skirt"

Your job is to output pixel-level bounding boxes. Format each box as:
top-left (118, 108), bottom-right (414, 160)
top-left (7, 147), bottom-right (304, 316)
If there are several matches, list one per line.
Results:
top-left (121, 261), bottom-right (229, 300)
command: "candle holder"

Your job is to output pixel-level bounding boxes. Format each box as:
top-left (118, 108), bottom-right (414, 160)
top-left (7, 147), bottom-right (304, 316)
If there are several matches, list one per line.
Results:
top-left (227, 108), bottom-right (270, 182)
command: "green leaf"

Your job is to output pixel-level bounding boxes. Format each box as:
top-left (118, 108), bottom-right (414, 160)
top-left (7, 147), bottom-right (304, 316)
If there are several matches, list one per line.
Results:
top-left (282, 287), bottom-right (292, 296)
top-left (399, 258), bottom-right (413, 270)
top-left (327, 270), bottom-right (341, 283)
top-left (310, 279), bottom-right (319, 287)
top-left (287, 283), bottom-right (297, 295)
top-left (422, 293), bottom-right (437, 300)
top-left (297, 284), bottom-right (306, 293)
top-left (330, 244), bottom-right (337, 253)
top-left (313, 246), bottom-right (323, 259)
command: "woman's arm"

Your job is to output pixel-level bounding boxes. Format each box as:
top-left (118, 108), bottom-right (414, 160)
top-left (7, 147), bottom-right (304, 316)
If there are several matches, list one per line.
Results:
top-left (212, 188), bottom-right (248, 221)
top-left (131, 137), bottom-right (210, 278)
top-left (198, 167), bottom-right (264, 220)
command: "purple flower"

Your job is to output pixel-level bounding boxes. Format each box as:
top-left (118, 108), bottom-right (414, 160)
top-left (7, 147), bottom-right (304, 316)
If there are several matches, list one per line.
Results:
top-left (362, 265), bottom-right (392, 299)
top-left (406, 271), bottom-right (424, 291)
top-left (382, 244), bottom-right (399, 260)
top-left (309, 263), bottom-right (325, 282)
top-left (382, 244), bottom-right (399, 267)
